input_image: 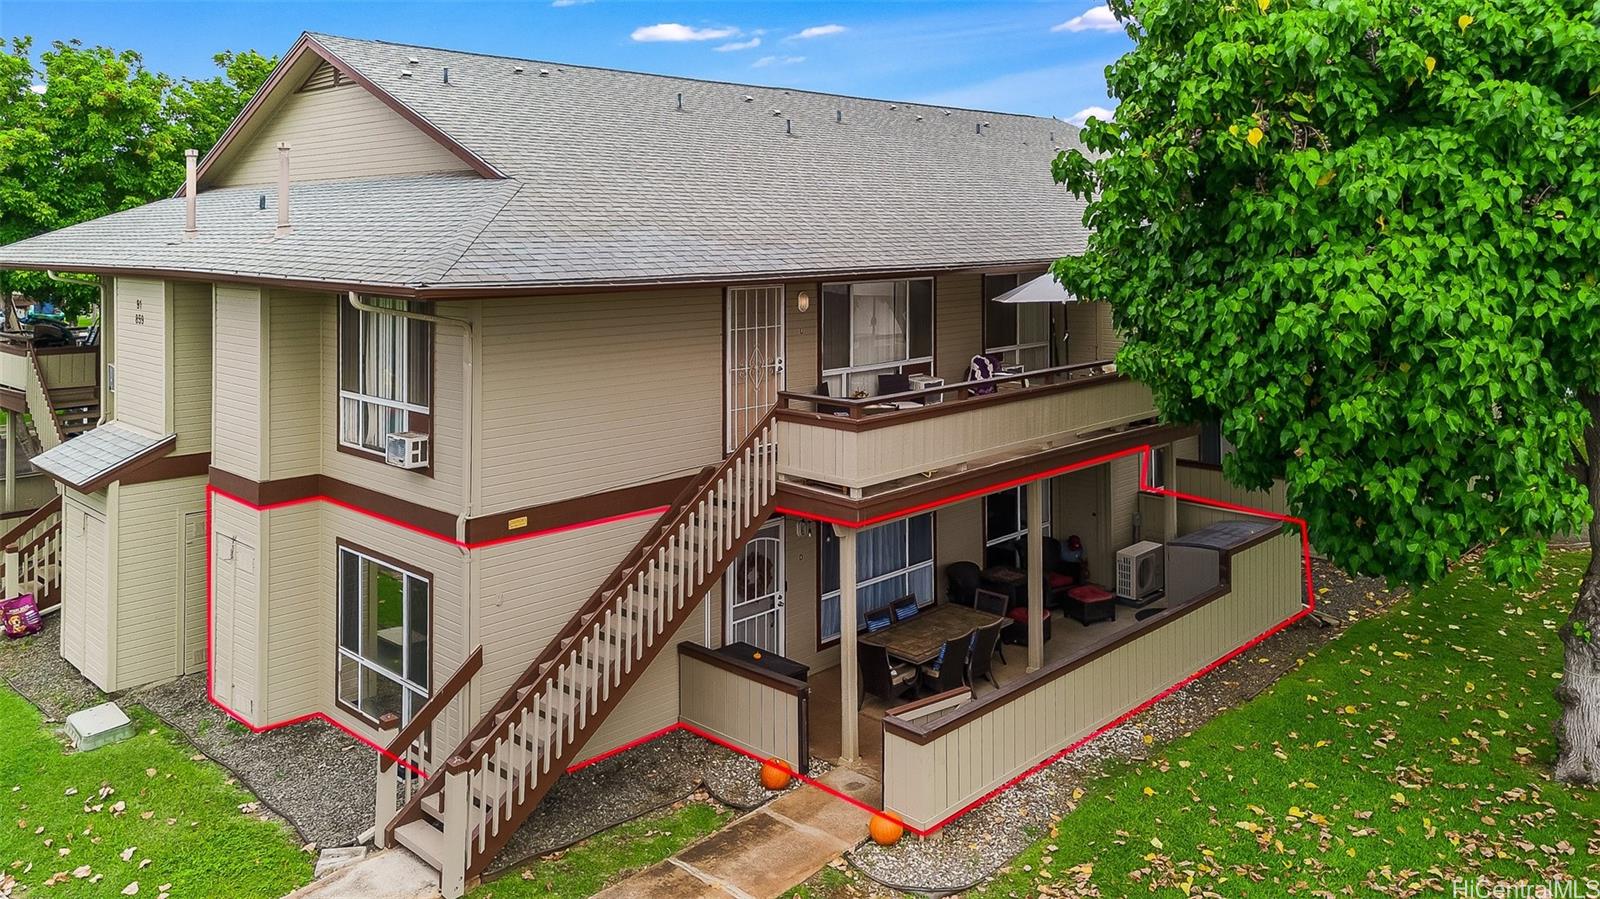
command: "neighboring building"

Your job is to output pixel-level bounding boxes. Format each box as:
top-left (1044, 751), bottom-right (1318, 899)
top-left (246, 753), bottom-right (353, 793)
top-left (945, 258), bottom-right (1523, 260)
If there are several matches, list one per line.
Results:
top-left (0, 33), bottom-right (1308, 897)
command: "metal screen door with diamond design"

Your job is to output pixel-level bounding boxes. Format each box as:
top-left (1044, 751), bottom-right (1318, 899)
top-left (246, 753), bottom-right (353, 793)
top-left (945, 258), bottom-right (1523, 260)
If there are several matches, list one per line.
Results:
top-left (725, 286), bottom-right (785, 453)
top-left (726, 518), bottom-right (785, 653)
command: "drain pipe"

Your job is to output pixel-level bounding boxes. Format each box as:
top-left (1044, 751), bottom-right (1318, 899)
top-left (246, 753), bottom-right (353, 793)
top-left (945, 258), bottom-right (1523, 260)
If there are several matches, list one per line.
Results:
top-left (346, 292), bottom-right (475, 543)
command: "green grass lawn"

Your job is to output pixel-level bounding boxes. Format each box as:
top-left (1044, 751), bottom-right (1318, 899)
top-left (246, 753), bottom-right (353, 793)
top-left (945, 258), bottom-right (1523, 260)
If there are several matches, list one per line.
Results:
top-left (976, 550), bottom-right (1600, 898)
top-left (0, 686), bottom-right (313, 897)
top-left (470, 799), bottom-right (733, 898)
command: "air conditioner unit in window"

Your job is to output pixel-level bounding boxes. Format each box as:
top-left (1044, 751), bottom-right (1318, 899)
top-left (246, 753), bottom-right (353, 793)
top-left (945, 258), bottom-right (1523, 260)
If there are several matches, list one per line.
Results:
top-left (907, 374), bottom-right (945, 404)
top-left (1116, 541), bottom-right (1165, 605)
top-left (385, 432), bottom-right (430, 470)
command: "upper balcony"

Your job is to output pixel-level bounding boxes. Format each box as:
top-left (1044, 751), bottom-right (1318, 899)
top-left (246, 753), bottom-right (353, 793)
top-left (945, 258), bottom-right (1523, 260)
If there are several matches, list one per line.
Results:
top-left (773, 361), bottom-right (1161, 505)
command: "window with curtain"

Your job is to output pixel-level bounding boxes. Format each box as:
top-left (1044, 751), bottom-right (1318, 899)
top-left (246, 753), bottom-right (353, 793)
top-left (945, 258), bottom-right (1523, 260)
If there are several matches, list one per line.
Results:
top-left (984, 485), bottom-right (1052, 568)
top-left (336, 546), bottom-right (430, 724)
top-left (819, 513), bottom-right (934, 642)
top-left (339, 296), bottom-right (432, 455)
top-left (983, 274), bottom-right (1052, 371)
top-left (820, 279), bottom-right (934, 396)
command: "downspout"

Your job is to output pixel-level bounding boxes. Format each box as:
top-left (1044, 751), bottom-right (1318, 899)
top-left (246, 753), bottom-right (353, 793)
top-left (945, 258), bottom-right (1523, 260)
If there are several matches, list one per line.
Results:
top-left (345, 292), bottom-right (475, 543)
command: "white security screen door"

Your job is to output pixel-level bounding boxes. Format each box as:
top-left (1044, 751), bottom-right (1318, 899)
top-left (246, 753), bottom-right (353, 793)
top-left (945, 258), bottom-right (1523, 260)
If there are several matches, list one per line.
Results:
top-left (725, 286), bottom-right (785, 453)
top-left (726, 518), bottom-right (785, 653)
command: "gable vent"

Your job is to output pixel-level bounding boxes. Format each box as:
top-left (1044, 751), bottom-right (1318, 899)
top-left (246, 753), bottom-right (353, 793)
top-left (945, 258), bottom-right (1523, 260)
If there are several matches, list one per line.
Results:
top-left (298, 60), bottom-right (351, 93)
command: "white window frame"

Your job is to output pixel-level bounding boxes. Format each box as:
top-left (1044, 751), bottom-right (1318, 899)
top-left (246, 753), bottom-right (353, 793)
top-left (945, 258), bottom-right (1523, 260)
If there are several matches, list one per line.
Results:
top-left (820, 512), bottom-right (935, 643)
top-left (338, 297), bottom-right (431, 456)
top-left (983, 273), bottom-right (1052, 372)
top-left (819, 278), bottom-right (934, 397)
top-left (336, 545), bottom-right (430, 724)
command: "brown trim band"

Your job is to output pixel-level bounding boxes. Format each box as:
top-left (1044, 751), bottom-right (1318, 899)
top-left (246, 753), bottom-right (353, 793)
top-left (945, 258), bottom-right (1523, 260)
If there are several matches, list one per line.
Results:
top-left (464, 474), bottom-right (696, 544)
top-left (121, 452), bottom-right (211, 488)
top-left (0, 388), bottom-right (24, 413)
top-left (775, 422), bottom-right (1197, 527)
top-left (678, 642), bottom-right (808, 697)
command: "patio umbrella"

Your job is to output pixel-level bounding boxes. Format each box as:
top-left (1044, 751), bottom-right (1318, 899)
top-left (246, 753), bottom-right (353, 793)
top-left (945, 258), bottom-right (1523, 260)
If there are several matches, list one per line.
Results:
top-left (992, 272), bottom-right (1079, 304)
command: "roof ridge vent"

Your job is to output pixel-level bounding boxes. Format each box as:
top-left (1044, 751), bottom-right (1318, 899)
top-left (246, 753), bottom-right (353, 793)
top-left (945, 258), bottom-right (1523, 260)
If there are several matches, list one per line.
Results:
top-left (539, 68), bottom-right (550, 76)
top-left (400, 69), bottom-right (413, 78)
top-left (408, 56), bottom-right (419, 65)
top-left (514, 64), bottom-right (525, 74)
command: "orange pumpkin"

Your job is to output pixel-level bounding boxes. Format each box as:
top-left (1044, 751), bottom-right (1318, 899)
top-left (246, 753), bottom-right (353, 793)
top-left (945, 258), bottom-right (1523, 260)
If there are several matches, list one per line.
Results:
top-left (760, 759), bottom-right (792, 791)
top-left (869, 813), bottom-right (904, 846)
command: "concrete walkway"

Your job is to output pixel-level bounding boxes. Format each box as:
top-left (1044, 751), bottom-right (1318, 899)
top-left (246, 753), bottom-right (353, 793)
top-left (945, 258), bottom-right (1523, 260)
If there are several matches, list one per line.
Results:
top-left (283, 849), bottom-right (441, 899)
top-left (595, 767), bottom-right (878, 899)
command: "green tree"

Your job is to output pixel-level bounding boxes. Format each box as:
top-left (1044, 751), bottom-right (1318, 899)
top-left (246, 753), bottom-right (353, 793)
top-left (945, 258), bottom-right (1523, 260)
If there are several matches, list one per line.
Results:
top-left (0, 38), bottom-right (273, 313)
top-left (1053, 0), bottom-right (1600, 781)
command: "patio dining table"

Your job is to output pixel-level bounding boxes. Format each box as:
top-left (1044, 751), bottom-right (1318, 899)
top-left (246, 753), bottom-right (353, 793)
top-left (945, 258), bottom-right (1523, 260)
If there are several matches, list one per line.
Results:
top-left (860, 603), bottom-right (1006, 666)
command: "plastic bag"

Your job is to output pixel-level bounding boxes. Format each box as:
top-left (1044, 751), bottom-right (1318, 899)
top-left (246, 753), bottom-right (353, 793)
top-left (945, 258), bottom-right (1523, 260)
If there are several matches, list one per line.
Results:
top-left (1, 593), bottom-right (41, 639)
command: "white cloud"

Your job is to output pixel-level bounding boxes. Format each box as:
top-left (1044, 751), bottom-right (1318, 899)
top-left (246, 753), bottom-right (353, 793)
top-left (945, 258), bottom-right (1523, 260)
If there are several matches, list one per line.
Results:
top-left (550, 0), bottom-right (593, 6)
top-left (1051, 6), bottom-right (1120, 33)
top-left (1067, 105), bottom-right (1115, 126)
top-left (792, 24), bottom-right (847, 40)
top-left (752, 55), bottom-right (805, 68)
top-left (716, 37), bottom-right (762, 51)
top-left (630, 23), bottom-right (741, 42)
top-left (29, 84), bottom-right (46, 94)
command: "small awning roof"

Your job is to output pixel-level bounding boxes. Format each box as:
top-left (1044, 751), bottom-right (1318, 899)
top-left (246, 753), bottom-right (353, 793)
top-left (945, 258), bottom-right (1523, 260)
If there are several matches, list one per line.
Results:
top-left (992, 272), bottom-right (1079, 304)
top-left (30, 424), bottom-right (175, 494)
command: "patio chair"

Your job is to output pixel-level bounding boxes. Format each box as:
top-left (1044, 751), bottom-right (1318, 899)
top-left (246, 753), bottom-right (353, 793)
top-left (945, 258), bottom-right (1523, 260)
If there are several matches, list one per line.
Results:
top-left (864, 607), bottom-right (893, 633)
top-left (974, 588), bottom-right (1011, 664)
top-left (919, 633), bottom-right (972, 694)
top-left (876, 372), bottom-right (912, 395)
top-left (967, 354), bottom-right (1000, 396)
top-left (889, 594), bottom-right (921, 622)
top-left (1040, 536), bottom-right (1076, 607)
top-left (945, 561), bottom-right (982, 607)
top-left (966, 619), bottom-right (1006, 690)
top-left (859, 643), bottom-right (917, 703)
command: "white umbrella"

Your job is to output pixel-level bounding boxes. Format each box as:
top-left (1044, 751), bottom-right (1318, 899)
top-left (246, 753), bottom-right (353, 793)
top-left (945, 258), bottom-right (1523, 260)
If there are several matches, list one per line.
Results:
top-left (992, 272), bottom-right (1079, 304)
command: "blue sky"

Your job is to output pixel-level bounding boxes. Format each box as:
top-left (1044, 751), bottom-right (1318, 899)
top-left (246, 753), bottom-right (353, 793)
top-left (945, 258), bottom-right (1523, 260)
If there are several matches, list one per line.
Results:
top-left (0, 1), bottom-right (1130, 122)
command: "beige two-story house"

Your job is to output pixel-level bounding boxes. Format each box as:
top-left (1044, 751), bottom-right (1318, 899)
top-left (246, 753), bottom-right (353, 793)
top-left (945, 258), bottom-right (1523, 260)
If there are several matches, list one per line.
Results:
top-left (0, 33), bottom-right (1309, 896)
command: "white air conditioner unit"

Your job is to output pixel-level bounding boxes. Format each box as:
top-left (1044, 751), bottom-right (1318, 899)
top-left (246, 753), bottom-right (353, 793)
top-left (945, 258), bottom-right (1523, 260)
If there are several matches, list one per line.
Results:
top-left (907, 374), bottom-right (945, 404)
top-left (999, 363), bottom-right (1029, 387)
top-left (385, 431), bottom-right (430, 470)
top-left (1116, 541), bottom-right (1166, 605)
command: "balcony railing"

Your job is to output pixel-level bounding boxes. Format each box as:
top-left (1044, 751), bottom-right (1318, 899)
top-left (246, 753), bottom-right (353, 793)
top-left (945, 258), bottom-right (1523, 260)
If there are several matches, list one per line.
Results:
top-left (774, 362), bottom-right (1155, 493)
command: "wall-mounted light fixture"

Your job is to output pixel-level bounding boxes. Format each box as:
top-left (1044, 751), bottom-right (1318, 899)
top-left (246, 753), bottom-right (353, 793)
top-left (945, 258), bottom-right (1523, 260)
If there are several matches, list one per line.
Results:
top-left (796, 290), bottom-right (811, 313)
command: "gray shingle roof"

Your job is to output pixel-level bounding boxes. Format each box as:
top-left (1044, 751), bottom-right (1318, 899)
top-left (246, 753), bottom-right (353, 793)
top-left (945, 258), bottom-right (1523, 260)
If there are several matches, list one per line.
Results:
top-left (0, 33), bottom-right (1089, 292)
top-left (31, 424), bottom-right (172, 491)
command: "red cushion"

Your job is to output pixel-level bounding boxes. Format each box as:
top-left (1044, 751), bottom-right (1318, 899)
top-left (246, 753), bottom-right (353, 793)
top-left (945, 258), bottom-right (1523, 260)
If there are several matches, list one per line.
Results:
top-left (1068, 585), bottom-right (1115, 603)
top-left (1046, 572), bottom-right (1075, 588)
top-left (1007, 607), bottom-right (1051, 622)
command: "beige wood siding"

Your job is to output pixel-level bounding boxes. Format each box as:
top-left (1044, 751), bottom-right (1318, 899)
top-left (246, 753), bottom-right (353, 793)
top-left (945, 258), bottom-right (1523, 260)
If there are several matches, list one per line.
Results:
top-left (113, 278), bottom-right (168, 434)
top-left (169, 282), bottom-right (213, 454)
top-left (586, 605), bottom-right (705, 758)
top-left (1052, 465), bottom-right (1110, 580)
top-left (60, 491), bottom-right (110, 688)
top-left (935, 272), bottom-right (982, 384)
top-left (181, 509), bottom-right (207, 674)
top-left (1066, 301), bottom-right (1122, 364)
top-left (778, 518), bottom-right (834, 671)
top-left (207, 82), bottom-right (471, 188)
top-left (319, 298), bottom-right (466, 513)
top-left (212, 284), bottom-right (263, 479)
top-left (260, 503), bottom-right (326, 721)
top-left (36, 350), bottom-right (98, 391)
top-left (211, 495), bottom-right (263, 721)
top-left (114, 476), bottom-right (207, 688)
top-left (478, 290), bottom-right (721, 511)
top-left (784, 282), bottom-right (820, 394)
top-left (935, 497), bottom-right (983, 588)
top-left (1175, 463), bottom-right (1289, 518)
top-left (1107, 455), bottom-right (1143, 557)
top-left (881, 531), bottom-right (1305, 831)
top-left (265, 290), bottom-right (325, 478)
top-left (678, 650), bottom-right (803, 767)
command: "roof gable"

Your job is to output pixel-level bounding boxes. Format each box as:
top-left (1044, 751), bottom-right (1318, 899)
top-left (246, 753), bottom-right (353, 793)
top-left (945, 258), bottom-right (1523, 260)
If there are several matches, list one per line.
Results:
top-left (191, 34), bottom-right (502, 193)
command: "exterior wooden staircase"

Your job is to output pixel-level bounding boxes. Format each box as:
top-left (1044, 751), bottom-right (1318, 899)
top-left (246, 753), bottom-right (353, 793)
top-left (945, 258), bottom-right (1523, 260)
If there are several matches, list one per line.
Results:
top-left (375, 415), bottom-right (779, 897)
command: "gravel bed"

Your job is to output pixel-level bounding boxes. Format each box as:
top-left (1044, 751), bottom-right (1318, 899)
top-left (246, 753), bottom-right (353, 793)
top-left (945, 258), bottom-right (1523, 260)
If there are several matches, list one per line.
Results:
top-left (133, 673), bottom-right (374, 849)
top-left (702, 751), bottom-right (834, 810)
top-left (838, 559), bottom-right (1407, 896)
top-left (0, 616), bottom-right (107, 719)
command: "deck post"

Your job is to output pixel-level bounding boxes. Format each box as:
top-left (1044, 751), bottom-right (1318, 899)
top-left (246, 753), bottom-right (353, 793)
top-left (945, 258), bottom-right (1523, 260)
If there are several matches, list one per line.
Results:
top-left (1026, 479), bottom-right (1044, 671)
top-left (838, 526), bottom-right (859, 762)
top-left (441, 763), bottom-right (469, 898)
top-left (1161, 447), bottom-right (1178, 538)
top-left (372, 713), bottom-right (399, 849)
top-left (4, 412), bottom-right (15, 512)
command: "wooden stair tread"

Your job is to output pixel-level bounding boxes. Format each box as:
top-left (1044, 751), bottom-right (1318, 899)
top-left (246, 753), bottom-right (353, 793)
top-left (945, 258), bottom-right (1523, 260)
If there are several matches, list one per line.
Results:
top-left (394, 820), bottom-right (446, 871)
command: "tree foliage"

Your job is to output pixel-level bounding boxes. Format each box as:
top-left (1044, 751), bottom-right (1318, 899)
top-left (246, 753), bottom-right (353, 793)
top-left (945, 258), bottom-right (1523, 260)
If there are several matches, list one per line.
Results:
top-left (0, 37), bottom-right (275, 311)
top-left (1054, 0), bottom-right (1600, 587)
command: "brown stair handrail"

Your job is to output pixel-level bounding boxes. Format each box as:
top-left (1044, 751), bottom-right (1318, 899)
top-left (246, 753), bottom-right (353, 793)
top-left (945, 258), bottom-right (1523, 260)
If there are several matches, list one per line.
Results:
top-left (381, 646), bottom-right (484, 774)
top-left (2, 495), bottom-right (60, 551)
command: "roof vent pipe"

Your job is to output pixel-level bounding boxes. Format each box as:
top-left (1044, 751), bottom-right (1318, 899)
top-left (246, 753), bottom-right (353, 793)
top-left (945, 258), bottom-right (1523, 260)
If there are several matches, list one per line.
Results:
top-left (183, 149), bottom-right (199, 239)
top-left (274, 142), bottom-right (292, 237)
